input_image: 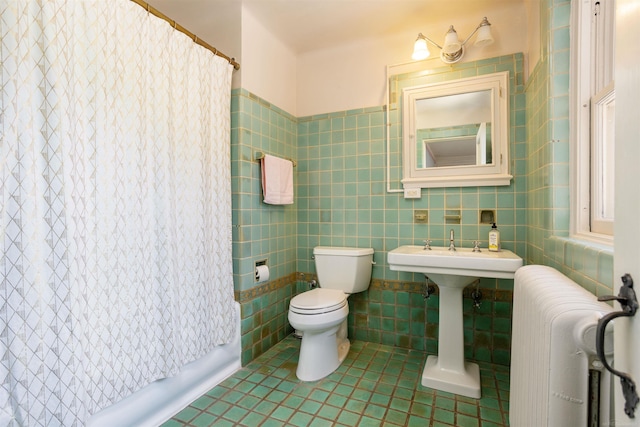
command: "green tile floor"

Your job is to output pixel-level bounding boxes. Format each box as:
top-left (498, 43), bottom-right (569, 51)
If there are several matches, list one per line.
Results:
top-left (162, 336), bottom-right (510, 427)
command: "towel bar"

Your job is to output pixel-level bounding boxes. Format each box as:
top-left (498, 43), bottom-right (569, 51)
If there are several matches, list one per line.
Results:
top-left (255, 151), bottom-right (297, 167)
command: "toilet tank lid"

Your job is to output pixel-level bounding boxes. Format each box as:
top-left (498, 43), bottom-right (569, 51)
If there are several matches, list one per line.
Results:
top-left (313, 246), bottom-right (374, 256)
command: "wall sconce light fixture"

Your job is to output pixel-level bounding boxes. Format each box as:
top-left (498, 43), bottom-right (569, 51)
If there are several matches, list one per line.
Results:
top-left (412, 17), bottom-right (494, 64)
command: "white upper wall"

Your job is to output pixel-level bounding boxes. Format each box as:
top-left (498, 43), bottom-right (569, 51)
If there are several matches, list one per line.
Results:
top-left (146, 1), bottom-right (537, 118)
top-left (145, 0), bottom-right (244, 88)
top-left (524, 0), bottom-right (541, 77)
top-left (240, 5), bottom-right (298, 115)
top-left (297, 5), bottom-right (530, 117)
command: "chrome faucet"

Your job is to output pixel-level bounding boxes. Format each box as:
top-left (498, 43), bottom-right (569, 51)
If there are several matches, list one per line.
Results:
top-left (449, 229), bottom-right (456, 251)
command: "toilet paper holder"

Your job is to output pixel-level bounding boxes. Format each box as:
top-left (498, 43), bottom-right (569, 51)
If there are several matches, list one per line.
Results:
top-left (255, 259), bottom-right (269, 283)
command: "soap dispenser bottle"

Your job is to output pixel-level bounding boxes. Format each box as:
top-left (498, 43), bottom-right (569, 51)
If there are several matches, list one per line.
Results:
top-left (488, 223), bottom-right (501, 252)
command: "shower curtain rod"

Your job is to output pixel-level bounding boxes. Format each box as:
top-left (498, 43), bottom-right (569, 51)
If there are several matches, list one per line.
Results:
top-left (130, 0), bottom-right (240, 70)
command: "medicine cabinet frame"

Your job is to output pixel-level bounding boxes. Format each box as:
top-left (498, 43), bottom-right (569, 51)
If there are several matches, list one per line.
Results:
top-left (401, 71), bottom-right (511, 189)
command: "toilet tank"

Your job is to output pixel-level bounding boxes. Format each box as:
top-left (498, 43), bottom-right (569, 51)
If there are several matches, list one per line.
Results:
top-left (313, 246), bottom-right (374, 294)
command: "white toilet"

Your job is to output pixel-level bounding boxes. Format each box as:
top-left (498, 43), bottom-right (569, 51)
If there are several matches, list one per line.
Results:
top-left (288, 246), bottom-right (374, 381)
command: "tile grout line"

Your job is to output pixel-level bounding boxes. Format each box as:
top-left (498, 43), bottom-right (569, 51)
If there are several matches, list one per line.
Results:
top-left (164, 336), bottom-right (510, 427)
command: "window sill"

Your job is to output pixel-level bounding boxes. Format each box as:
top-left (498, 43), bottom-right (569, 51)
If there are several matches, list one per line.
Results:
top-left (569, 231), bottom-right (613, 249)
top-left (547, 235), bottom-right (614, 293)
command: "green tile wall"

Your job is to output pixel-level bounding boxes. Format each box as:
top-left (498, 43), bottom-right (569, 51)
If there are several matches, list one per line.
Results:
top-left (234, 274), bottom-right (298, 365)
top-left (231, 88), bottom-right (298, 292)
top-left (298, 54), bottom-right (527, 284)
top-left (348, 280), bottom-right (513, 366)
top-left (524, 0), bottom-right (614, 296)
top-left (232, 17), bottom-right (616, 364)
top-left (296, 104), bottom-right (386, 270)
top-left (233, 55), bottom-right (526, 366)
top-left (291, 54), bottom-right (527, 366)
top-left (231, 88), bottom-right (301, 363)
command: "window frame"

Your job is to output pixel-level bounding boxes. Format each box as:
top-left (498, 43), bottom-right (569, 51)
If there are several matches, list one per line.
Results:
top-left (570, 0), bottom-right (615, 243)
top-left (590, 83), bottom-right (615, 235)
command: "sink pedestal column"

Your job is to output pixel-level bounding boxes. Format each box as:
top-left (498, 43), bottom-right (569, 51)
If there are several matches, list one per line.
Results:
top-left (387, 245), bottom-right (523, 398)
top-left (422, 276), bottom-right (481, 399)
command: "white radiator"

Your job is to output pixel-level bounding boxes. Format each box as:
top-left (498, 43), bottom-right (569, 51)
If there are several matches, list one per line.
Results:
top-left (510, 265), bottom-right (614, 426)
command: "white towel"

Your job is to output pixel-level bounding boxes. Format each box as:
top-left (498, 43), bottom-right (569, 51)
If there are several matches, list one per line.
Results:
top-left (261, 154), bottom-right (294, 205)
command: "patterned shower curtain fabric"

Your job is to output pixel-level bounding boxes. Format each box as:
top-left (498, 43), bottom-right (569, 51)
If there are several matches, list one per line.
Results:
top-left (0, 1), bottom-right (236, 425)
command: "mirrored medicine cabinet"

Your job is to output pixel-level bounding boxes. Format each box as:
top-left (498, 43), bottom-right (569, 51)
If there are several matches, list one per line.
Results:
top-left (395, 71), bottom-right (511, 189)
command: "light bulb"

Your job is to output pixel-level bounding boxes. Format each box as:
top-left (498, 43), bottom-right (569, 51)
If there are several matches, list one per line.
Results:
top-left (412, 34), bottom-right (430, 60)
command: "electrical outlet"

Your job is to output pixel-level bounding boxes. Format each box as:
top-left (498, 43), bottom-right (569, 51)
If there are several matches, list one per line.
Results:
top-left (404, 188), bottom-right (421, 199)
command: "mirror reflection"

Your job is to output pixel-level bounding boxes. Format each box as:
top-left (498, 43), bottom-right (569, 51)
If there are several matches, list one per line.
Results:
top-left (398, 71), bottom-right (511, 188)
top-left (415, 90), bottom-right (492, 168)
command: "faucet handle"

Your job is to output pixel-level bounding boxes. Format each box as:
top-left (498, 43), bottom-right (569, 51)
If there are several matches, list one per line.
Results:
top-left (423, 239), bottom-right (432, 250)
top-left (472, 240), bottom-right (481, 252)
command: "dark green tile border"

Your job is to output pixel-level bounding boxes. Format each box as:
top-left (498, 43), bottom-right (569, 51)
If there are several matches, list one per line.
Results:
top-left (237, 274), bottom-right (513, 367)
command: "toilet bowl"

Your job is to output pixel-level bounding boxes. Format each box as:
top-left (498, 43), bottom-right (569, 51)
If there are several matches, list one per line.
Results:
top-left (288, 288), bottom-right (349, 381)
top-left (288, 246), bottom-right (374, 381)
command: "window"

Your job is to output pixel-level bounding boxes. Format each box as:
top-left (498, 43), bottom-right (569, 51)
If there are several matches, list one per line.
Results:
top-left (590, 84), bottom-right (615, 234)
top-left (572, 0), bottom-right (616, 240)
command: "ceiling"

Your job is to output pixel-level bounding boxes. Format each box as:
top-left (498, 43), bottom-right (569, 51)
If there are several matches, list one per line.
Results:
top-left (145, 0), bottom-right (526, 55)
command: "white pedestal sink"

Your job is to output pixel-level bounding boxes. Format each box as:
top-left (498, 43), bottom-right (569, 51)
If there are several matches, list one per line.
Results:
top-left (388, 245), bottom-right (523, 398)
top-left (421, 272), bottom-right (481, 398)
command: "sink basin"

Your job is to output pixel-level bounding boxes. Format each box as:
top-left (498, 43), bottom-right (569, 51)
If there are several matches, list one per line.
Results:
top-left (387, 244), bottom-right (522, 398)
top-left (387, 245), bottom-right (522, 279)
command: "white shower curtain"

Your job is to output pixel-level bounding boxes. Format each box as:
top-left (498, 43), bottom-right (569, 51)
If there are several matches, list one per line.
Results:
top-left (0, 1), bottom-right (236, 425)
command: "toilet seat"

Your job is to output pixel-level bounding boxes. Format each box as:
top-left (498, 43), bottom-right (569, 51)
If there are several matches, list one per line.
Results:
top-left (289, 288), bottom-right (347, 315)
